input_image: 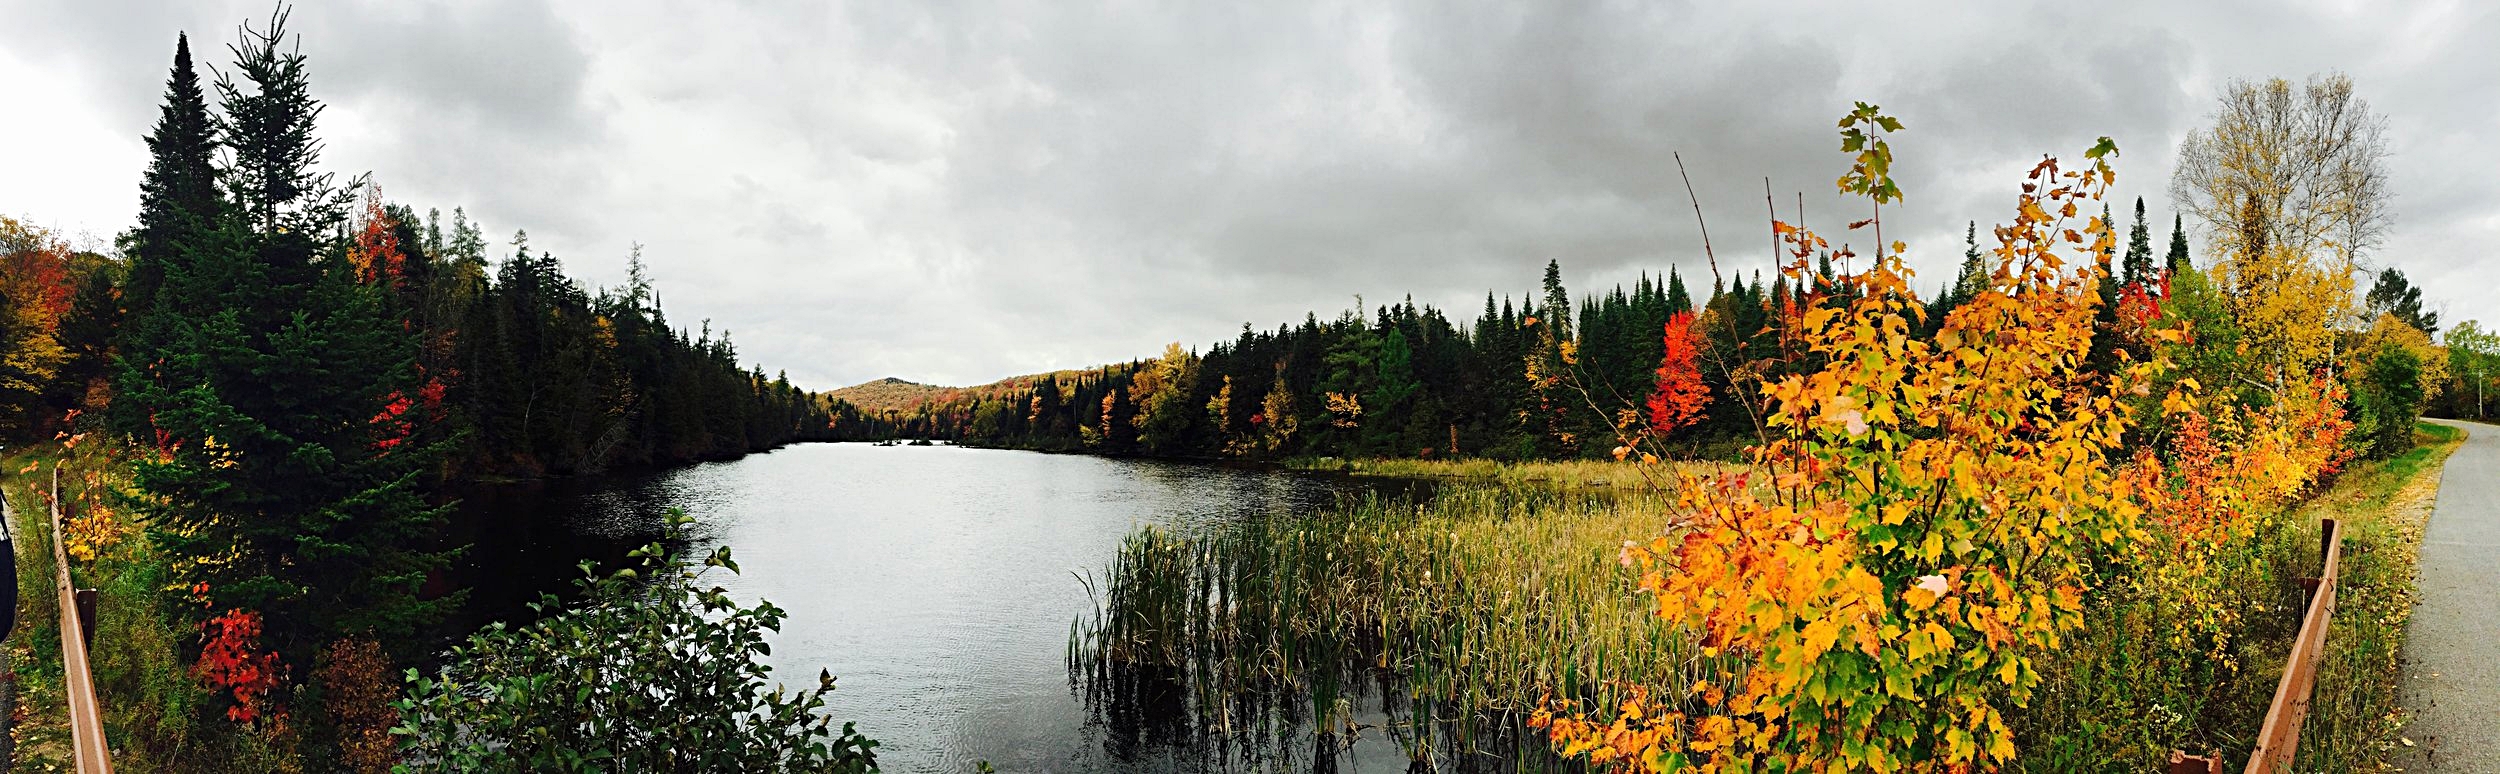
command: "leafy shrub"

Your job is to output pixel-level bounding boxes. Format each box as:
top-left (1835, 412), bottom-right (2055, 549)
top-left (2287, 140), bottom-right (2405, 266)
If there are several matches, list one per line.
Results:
top-left (1533, 105), bottom-right (2150, 771)
top-left (392, 510), bottom-right (878, 772)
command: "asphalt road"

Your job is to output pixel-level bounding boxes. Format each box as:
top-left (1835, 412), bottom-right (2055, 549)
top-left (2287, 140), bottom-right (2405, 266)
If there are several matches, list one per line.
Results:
top-left (2401, 419), bottom-right (2499, 771)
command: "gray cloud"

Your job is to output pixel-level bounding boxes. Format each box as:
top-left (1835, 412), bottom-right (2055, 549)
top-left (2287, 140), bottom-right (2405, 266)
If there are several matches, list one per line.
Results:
top-left (3, 0), bottom-right (2494, 388)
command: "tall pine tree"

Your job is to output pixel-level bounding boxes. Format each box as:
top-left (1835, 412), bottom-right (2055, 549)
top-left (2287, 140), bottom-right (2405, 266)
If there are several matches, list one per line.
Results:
top-left (2122, 196), bottom-right (2154, 287)
top-left (2165, 212), bottom-right (2191, 276)
top-left (113, 32), bottom-right (227, 437)
top-left (129, 12), bottom-right (456, 684)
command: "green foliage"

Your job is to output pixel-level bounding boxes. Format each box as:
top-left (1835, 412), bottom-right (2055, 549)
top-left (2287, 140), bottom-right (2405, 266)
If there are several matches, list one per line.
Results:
top-left (120, 12), bottom-right (458, 686)
top-left (393, 510), bottom-right (879, 773)
top-left (2440, 321), bottom-right (2499, 419)
top-left (1836, 102), bottom-right (1905, 202)
top-left (2355, 343), bottom-right (2424, 459)
top-left (2139, 265), bottom-right (2249, 432)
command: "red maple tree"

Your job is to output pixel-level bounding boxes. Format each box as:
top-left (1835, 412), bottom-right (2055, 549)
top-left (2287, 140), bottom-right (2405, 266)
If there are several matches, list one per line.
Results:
top-left (1645, 312), bottom-right (1711, 436)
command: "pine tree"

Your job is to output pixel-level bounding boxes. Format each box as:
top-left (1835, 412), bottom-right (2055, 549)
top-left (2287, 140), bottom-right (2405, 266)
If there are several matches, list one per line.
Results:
top-left (114, 32), bottom-right (228, 437)
top-left (2123, 196), bottom-right (2154, 287)
top-left (2166, 212), bottom-right (2191, 276)
top-left (2365, 268), bottom-right (2439, 336)
top-left (1665, 266), bottom-right (1693, 316)
top-left (132, 13), bottom-right (455, 682)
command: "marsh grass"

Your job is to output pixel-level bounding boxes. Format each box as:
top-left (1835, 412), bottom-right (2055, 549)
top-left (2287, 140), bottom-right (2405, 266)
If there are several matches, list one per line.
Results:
top-left (1074, 484), bottom-right (1712, 770)
top-left (1283, 457), bottom-right (1740, 491)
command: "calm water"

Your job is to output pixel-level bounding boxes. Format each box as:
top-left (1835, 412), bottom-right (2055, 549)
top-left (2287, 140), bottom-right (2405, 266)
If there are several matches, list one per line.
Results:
top-left (450, 442), bottom-right (1424, 772)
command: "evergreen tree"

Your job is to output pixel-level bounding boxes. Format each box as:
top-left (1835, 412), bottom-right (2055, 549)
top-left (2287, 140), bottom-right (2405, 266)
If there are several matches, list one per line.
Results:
top-left (1665, 266), bottom-right (1692, 316)
top-left (129, 14), bottom-right (455, 682)
top-left (124, 32), bottom-right (223, 316)
top-left (2088, 205), bottom-right (2121, 373)
top-left (2165, 212), bottom-right (2191, 276)
top-left (1952, 222), bottom-right (1987, 303)
top-left (2122, 197), bottom-right (2154, 287)
top-left (1539, 259), bottom-right (1572, 342)
top-left (114, 32), bottom-right (226, 437)
top-left (2364, 267), bottom-right (2438, 336)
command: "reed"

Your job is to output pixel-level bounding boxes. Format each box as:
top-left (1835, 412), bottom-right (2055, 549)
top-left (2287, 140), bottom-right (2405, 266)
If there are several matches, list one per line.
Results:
top-left (1074, 484), bottom-right (1711, 769)
top-left (1283, 457), bottom-right (1742, 491)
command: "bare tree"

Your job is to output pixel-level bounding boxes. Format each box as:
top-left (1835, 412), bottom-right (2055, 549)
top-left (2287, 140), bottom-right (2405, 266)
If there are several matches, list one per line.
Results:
top-left (2169, 73), bottom-right (2393, 267)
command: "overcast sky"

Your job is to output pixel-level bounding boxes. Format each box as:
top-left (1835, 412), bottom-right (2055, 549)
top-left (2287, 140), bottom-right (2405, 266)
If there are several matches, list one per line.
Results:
top-left (4, 1), bottom-right (2493, 388)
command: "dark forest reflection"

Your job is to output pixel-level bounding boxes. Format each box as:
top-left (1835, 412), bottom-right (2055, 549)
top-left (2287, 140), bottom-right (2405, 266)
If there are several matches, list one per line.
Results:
top-left (450, 442), bottom-right (1462, 772)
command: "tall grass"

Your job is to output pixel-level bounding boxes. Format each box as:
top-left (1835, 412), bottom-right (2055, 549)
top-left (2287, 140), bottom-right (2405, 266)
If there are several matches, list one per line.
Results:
top-left (1074, 485), bottom-right (1703, 769)
top-left (1284, 457), bottom-right (1740, 491)
top-left (2, 442), bottom-right (298, 772)
top-left (2009, 422), bottom-right (2463, 771)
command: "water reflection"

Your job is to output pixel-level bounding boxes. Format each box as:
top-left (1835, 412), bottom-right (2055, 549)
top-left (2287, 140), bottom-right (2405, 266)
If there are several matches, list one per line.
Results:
top-left (447, 442), bottom-right (1443, 772)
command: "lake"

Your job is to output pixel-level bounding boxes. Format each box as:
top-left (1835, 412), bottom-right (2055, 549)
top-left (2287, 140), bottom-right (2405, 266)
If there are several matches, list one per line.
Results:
top-left (450, 441), bottom-right (1432, 772)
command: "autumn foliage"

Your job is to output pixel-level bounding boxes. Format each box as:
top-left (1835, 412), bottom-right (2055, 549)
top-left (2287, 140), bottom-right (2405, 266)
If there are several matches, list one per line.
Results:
top-left (194, 608), bottom-right (287, 725)
top-left (1646, 312), bottom-right (1710, 435)
top-left (1529, 101), bottom-right (2281, 771)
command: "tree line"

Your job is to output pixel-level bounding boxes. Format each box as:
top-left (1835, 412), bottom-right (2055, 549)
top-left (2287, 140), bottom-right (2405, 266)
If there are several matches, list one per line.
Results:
top-left (839, 202), bottom-right (2473, 467)
top-left (0, 12), bottom-right (846, 750)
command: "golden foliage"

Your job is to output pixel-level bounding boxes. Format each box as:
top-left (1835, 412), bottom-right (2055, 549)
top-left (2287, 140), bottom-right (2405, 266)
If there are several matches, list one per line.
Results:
top-left (2214, 243), bottom-right (2355, 379)
top-left (1534, 111), bottom-right (2153, 771)
top-left (2346, 312), bottom-right (2447, 398)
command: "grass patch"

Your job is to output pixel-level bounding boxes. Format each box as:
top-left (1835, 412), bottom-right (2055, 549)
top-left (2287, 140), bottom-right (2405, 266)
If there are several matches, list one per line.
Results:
top-left (1118, 422), bottom-right (2464, 770)
top-left (2, 441), bottom-right (297, 772)
top-left (2009, 422), bottom-right (2462, 771)
top-left (1283, 456), bottom-right (1739, 490)
top-left (1075, 485), bottom-right (1693, 768)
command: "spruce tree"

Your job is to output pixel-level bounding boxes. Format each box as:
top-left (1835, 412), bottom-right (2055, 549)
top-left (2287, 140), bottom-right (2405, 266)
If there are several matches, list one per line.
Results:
top-left (126, 32), bottom-right (223, 313)
top-left (1952, 221), bottom-right (1987, 303)
top-left (1539, 259), bottom-right (1571, 341)
top-left (2166, 213), bottom-right (2191, 276)
top-left (2123, 197), bottom-right (2154, 287)
top-left (132, 12), bottom-right (455, 678)
top-left (114, 32), bottom-right (227, 437)
top-left (1665, 266), bottom-right (1692, 316)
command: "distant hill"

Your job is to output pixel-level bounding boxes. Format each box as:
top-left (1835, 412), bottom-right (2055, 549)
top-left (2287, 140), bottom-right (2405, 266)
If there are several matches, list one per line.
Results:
top-left (825, 377), bottom-right (957, 414)
top-left (826, 366), bottom-right (1131, 416)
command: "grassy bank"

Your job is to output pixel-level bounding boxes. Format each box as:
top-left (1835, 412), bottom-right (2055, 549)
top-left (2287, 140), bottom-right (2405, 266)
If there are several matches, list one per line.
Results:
top-left (1283, 456), bottom-right (1741, 490)
top-left (1088, 423), bottom-right (2465, 770)
top-left (2010, 422), bottom-right (2461, 770)
top-left (2, 441), bottom-right (294, 772)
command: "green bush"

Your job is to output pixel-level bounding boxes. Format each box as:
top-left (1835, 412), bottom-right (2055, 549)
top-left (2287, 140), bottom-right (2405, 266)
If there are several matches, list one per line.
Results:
top-left (2358, 344), bottom-right (2425, 459)
top-left (392, 510), bottom-right (877, 772)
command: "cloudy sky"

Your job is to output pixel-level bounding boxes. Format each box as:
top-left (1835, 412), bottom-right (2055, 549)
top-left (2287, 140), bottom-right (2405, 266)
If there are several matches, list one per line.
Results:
top-left (4, 1), bottom-right (2493, 388)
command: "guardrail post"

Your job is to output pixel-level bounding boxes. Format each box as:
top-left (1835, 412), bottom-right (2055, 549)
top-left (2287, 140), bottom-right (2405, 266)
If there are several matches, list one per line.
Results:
top-left (2241, 518), bottom-right (2341, 774)
top-left (75, 588), bottom-right (98, 650)
top-left (2167, 749), bottom-right (2220, 774)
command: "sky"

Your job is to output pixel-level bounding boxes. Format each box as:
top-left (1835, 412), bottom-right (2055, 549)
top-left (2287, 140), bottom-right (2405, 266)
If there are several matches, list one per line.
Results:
top-left (3, 0), bottom-right (2494, 389)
